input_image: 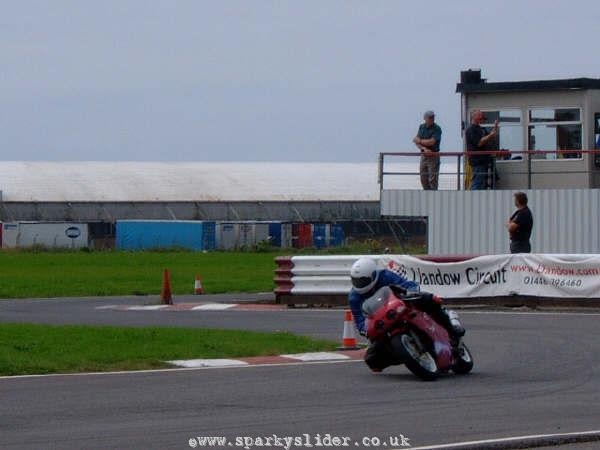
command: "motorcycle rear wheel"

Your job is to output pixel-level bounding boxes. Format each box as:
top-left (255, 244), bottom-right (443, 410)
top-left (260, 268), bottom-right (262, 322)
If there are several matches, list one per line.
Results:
top-left (391, 332), bottom-right (439, 381)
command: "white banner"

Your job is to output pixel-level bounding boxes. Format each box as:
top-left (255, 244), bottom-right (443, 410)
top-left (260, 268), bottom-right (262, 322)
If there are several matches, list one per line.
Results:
top-left (383, 254), bottom-right (600, 298)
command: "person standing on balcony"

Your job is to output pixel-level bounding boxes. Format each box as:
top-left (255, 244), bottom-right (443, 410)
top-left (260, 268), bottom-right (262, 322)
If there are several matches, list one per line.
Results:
top-left (506, 191), bottom-right (533, 253)
top-left (466, 110), bottom-right (498, 190)
top-left (413, 110), bottom-right (442, 190)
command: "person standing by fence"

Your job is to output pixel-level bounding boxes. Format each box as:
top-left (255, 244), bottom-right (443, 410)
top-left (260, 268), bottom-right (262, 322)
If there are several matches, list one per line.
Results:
top-left (413, 110), bottom-right (442, 190)
top-left (466, 110), bottom-right (498, 190)
top-left (506, 191), bottom-right (533, 253)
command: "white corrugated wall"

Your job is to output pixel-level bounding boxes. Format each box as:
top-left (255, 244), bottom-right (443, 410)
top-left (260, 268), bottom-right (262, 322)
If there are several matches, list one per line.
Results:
top-left (381, 189), bottom-right (600, 254)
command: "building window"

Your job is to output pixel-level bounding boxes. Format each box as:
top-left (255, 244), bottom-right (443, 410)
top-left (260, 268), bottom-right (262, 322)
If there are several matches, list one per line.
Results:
top-left (528, 108), bottom-right (582, 159)
top-left (480, 109), bottom-right (523, 160)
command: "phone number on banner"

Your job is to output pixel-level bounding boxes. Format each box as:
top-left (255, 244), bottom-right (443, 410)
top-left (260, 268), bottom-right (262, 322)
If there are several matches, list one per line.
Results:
top-left (523, 275), bottom-right (583, 288)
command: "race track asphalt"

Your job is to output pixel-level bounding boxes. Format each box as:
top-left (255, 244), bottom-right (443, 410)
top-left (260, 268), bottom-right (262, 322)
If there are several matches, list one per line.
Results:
top-left (1, 296), bottom-right (600, 449)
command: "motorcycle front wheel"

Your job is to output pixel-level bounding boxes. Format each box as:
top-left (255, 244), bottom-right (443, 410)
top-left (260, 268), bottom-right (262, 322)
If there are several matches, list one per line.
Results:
top-left (391, 331), bottom-right (439, 381)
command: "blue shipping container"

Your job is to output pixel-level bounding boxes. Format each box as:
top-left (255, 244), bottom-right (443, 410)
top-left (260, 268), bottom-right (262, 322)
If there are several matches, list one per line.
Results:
top-left (313, 223), bottom-right (328, 249)
top-left (201, 221), bottom-right (216, 250)
top-left (116, 220), bottom-right (215, 251)
top-left (268, 222), bottom-right (282, 247)
top-left (330, 224), bottom-right (345, 247)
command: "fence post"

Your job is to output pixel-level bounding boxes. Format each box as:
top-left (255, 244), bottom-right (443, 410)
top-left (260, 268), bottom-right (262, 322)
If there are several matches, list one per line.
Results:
top-left (457, 154), bottom-right (462, 190)
top-left (527, 151), bottom-right (532, 189)
top-left (378, 153), bottom-right (384, 190)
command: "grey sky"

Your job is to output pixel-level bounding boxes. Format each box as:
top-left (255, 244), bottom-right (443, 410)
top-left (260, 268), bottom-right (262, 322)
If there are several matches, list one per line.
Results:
top-left (2, 0), bottom-right (598, 162)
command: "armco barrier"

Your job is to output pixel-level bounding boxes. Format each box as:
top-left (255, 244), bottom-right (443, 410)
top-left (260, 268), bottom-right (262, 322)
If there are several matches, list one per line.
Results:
top-left (274, 254), bottom-right (600, 307)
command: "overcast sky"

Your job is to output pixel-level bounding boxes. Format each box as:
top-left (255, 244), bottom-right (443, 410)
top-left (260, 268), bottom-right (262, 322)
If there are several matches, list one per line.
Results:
top-left (1, 0), bottom-right (598, 162)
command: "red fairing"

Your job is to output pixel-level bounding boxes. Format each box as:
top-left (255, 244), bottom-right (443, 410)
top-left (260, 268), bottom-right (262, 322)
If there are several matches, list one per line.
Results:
top-left (398, 308), bottom-right (453, 369)
top-left (366, 296), bottom-right (406, 341)
top-left (364, 288), bottom-right (454, 371)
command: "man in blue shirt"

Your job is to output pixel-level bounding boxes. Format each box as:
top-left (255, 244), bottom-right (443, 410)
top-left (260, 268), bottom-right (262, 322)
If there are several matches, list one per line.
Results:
top-left (349, 257), bottom-right (464, 372)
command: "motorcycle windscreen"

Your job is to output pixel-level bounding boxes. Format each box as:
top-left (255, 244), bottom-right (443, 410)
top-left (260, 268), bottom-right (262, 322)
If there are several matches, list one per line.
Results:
top-left (361, 286), bottom-right (392, 316)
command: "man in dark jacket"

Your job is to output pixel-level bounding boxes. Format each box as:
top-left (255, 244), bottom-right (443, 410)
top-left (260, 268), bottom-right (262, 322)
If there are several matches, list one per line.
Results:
top-left (465, 110), bottom-right (498, 190)
top-left (506, 191), bottom-right (533, 253)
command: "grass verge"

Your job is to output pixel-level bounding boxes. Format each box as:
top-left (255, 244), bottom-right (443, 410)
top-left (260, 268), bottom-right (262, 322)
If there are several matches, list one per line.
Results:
top-left (0, 323), bottom-right (338, 376)
top-left (0, 244), bottom-right (425, 299)
top-left (0, 250), bottom-right (278, 298)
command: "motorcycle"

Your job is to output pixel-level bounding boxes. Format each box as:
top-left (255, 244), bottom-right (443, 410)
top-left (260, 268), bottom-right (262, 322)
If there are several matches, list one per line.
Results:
top-left (361, 285), bottom-right (473, 381)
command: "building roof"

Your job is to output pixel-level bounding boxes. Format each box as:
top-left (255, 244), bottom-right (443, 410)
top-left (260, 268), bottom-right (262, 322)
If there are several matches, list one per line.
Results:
top-left (0, 161), bottom-right (420, 202)
top-left (456, 77), bottom-right (600, 94)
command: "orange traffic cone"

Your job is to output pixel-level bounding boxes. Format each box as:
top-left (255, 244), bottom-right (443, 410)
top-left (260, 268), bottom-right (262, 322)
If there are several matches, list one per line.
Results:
top-left (160, 269), bottom-right (173, 305)
top-left (194, 275), bottom-right (204, 295)
top-left (338, 310), bottom-right (360, 350)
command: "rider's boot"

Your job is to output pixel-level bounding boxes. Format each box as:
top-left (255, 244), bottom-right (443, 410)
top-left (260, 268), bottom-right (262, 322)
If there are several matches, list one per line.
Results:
top-left (364, 341), bottom-right (392, 373)
top-left (420, 293), bottom-right (465, 345)
top-left (439, 307), bottom-right (465, 345)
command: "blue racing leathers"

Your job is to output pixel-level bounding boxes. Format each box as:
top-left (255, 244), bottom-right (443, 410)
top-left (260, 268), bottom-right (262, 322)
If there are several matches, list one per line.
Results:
top-left (348, 269), bottom-right (420, 336)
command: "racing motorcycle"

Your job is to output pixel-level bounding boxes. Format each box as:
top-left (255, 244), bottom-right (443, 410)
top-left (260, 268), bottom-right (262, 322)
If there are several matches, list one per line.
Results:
top-left (361, 285), bottom-right (473, 381)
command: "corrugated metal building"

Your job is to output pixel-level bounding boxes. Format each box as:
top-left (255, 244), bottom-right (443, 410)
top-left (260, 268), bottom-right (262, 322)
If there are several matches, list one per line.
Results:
top-left (0, 161), bottom-right (396, 202)
top-left (0, 161), bottom-right (400, 222)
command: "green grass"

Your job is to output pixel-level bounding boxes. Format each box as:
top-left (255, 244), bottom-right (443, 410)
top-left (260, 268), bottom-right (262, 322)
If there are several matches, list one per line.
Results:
top-left (0, 250), bottom-right (278, 298)
top-left (0, 244), bottom-right (425, 299)
top-left (0, 323), bottom-right (338, 376)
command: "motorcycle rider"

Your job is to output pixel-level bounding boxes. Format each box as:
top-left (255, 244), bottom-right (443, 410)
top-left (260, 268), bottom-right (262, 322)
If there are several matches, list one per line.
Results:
top-left (348, 257), bottom-right (465, 372)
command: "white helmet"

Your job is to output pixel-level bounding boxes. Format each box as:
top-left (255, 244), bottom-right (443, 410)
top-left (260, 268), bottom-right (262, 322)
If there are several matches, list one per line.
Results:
top-left (350, 257), bottom-right (379, 294)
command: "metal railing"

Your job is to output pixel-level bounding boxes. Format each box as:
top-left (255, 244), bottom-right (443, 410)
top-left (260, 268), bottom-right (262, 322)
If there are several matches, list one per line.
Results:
top-left (379, 149), bottom-right (600, 191)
